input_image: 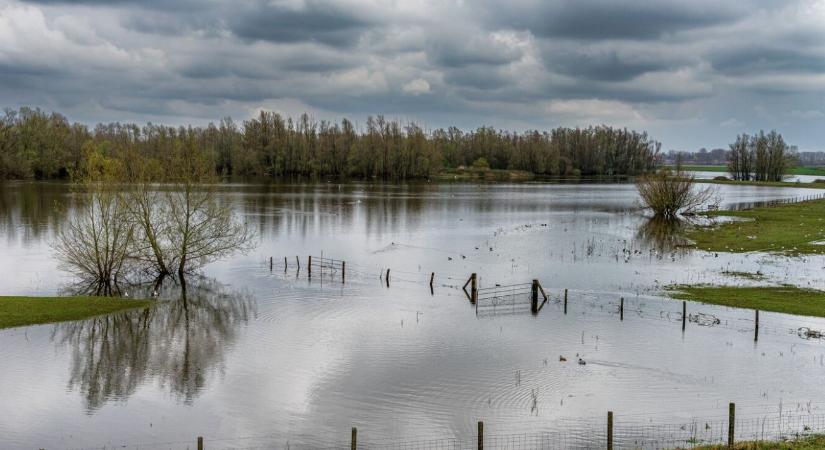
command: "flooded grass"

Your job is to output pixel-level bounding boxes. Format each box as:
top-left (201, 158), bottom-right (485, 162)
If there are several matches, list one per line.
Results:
top-left (0, 296), bottom-right (152, 329)
top-left (688, 434), bottom-right (825, 449)
top-left (721, 270), bottom-right (766, 281)
top-left (687, 198), bottom-right (825, 255)
top-left (666, 285), bottom-right (825, 318)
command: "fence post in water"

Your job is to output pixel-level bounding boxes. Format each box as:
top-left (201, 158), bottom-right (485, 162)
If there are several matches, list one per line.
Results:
top-left (477, 421), bottom-right (483, 450)
top-left (342, 261), bottom-right (346, 283)
top-left (308, 255), bottom-right (312, 278)
top-left (682, 301), bottom-right (687, 332)
top-left (385, 268), bottom-right (390, 287)
top-left (607, 411), bottom-right (613, 450)
top-left (728, 403), bottom-right (735, 448)
top-left (564, 289), bottom-right (568, 314)
top-left (754, 310), bottom-right (759, 341)
top-left (296, 256), bottom-right (300, 269)
top-left (531, 279), bottom-right (539, 315)
top-left (284, 256), bottom-right (287, 272)
top-left (269, 256), bottom-right (273, 271)
top-left (619, 297), bottom-right (624, 321)
top-left (471, 273), bottom-right (478, 304)
top-left (197, 436), bottom-right (203, 450)
top-left (351, 427), bottom-right (357, 450)
top-left (430, 272), bottom-right (435, 294)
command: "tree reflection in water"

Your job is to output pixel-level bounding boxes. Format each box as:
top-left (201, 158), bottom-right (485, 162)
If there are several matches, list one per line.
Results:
top-left (51, 276), bottom-right (255, 412)
top-left (635, 216), bottom-right (691, 253)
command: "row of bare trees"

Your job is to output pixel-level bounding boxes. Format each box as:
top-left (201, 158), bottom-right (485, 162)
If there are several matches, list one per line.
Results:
top-left (1, 107), bottom-right (659, 180)
top-left (727, 131), bottom-right (795, 182)
top-left (54, 142), bottom-right (252, 295)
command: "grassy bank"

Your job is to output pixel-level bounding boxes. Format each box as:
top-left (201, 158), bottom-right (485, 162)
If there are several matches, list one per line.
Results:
top-left (433, 168), bottom-right (536, 181)
top-left (0, 296), bottom-right (153, 329)
top-left (670, 164), bottom-right (825, 176)
top-left (695, 178), bottom-right (825, 189)
top-left (686, 198), bottom-right (825, 255)
top-left (667, 285), bottom-right (825, 317)
top-left (686, 434), bottom-right (825, 449)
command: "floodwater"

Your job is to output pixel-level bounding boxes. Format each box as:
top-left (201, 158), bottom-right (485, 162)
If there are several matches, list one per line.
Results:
top-left (2, 181), bottom-right (825, 449)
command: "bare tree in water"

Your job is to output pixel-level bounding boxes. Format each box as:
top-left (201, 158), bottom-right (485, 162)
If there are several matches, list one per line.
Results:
top-left (636, 169), bottom-right (716, 219)
top-left (54, 143), bottom-right (133, 295)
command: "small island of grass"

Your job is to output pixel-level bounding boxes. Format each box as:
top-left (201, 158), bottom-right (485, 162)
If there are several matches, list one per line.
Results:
top-left (667, 285), bottom-right (825, 318)
top-left (0, 296), bottom-right (153, 329)
top-left (686, 198), bottom-right (825, 255)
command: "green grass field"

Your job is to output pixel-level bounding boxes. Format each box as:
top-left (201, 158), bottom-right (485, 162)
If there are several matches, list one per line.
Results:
top-left (686, 198), bottom-right (825, 255)
top-left (0, 296), bottom-right (153, 329)
top-left (669, 165), bottom-right (825, 176)
top-left (667, 285), bottom-right (825, 318)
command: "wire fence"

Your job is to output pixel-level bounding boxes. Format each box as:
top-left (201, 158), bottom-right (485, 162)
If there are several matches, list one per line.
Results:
top-left (64, 409), bottom-right (825, 449)
top-left (716, 191), bottom-right (825, 211)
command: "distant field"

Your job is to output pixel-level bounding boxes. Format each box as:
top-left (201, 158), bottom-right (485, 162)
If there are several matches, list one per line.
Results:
top-left (667, 165), bottom-right (825, 176)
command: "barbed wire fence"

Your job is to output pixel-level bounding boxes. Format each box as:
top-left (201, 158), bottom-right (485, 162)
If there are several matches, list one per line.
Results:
top-left (62, 407), bottom-right (825, 450)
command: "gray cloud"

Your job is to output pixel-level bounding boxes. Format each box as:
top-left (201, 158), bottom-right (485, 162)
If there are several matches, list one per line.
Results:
top-left (228, 1), bottom-right (373, 47)
top-left (2, 0), bottom-right (825, 151)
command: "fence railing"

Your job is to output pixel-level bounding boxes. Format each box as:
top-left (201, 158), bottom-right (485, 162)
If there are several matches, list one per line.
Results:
top-left (69, 405), bottom-right (825, 449)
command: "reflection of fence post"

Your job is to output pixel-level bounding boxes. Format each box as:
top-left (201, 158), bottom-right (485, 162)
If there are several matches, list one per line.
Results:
top-left (531, 280), bottom-right (539, 314)
top-left (296, 256), bottom-right (300, 269)
top-left (682, 301), bottom-right (687, 332)
top-left (197, 436), bottom-right (203, 450)
top-left (477, 421), bottom-right (483, 450)
top-left (728, 403), bottom-right (735, 448)
top-left (471, 273), bottom-right (477, 304)
top-left (308, 256), bottom-right (312, 278)
top-left (619, 297), bottom-right (624, 321)
top-left (754, 310), bottom-right (759, 341)
top-left (351, 427), bottom-right (357, 450)
top-left (607, 411), bottom-right (613, 450)
top-left (564, 289), bottom-right (568, 314)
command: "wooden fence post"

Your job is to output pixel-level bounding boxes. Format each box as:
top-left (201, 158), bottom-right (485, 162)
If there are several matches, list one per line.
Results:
top-left (531, 279), bottom-right (539, 314)
top-left (619, 297), bottom-right (624, 321)
top-left (754, 309), bottom-right (759, 341)
top-left (564, 289), bottom-right (568, 314)
top-left (269, 256), bottom-right (273, 271)
top-left (197, 436), bottom-right (203, 450)
top-left (284, 256), bottom-right (287, 272)
top-left (351, 427), bottom-right (357, 450)
top-left (471, 273), bottom-right (478, 304)
top-left (478, 421), bottom-right (483, 450)
top-left (728, 402), bottom-right (735, 448)
top-left (682, 301), bottom-right (687, 332)
top-left (296, 256), bottom-right (300, 269)
top-left (308, 255), bottom-right (312, 278)
top-left (342, 261), bottom-right (346, 283)
top-left (385, 268), bottom-right (390, 287)
top-left (607, 411), bottom-right (613, 450)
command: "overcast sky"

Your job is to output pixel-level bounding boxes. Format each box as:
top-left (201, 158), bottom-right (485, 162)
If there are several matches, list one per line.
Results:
top-left (1, 0), bottom-right (824, 151)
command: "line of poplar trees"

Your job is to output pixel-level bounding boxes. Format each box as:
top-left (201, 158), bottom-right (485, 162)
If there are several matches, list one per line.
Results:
top-left (0, 107), bottom-right (659, 180)
top-left (727, 131), bottom-right (795, 182)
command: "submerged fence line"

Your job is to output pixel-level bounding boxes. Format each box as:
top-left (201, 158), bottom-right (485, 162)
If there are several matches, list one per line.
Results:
top-left (64, 405), bottom-right (825, 450)
top-left (263, 254), bottom-right (825, 344)
top-left (718, 191), bottom-right (825, 211)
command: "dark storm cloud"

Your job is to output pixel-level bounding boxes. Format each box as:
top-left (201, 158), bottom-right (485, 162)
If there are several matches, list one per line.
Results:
top-left (709, 46), bottom-right (825, 75)
top-left (2, 0), bottom-right (825, 150)
top-left (547, 49), bottom-right (673, 82)
top-left (228, 1), bottom-right (373, 47)
top-left (486, 0), bottom-right (742, 40)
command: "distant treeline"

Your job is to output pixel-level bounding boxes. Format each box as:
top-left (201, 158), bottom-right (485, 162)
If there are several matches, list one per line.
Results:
top-left (0, 107), bottom-right (660, 180)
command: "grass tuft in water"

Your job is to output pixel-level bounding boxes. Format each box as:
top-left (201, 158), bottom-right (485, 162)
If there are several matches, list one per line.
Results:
top-left (686, 434), bottom-right (825, 449)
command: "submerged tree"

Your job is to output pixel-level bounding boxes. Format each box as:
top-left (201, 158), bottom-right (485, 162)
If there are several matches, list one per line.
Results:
top-left (636, 170), bottom-right (716, 219)
top-left (54, 143), bottom-right (133, 295)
